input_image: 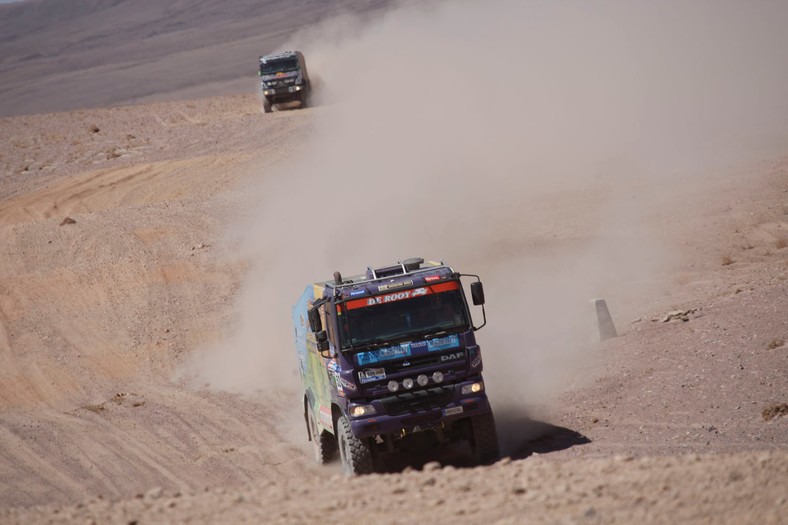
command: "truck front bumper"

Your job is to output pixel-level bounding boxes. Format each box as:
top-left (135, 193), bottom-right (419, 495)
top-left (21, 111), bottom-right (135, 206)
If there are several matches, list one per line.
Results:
top-left (349, 381), bottom-right (492, 439)
top-left (262, 86), bottom-right (305, 103)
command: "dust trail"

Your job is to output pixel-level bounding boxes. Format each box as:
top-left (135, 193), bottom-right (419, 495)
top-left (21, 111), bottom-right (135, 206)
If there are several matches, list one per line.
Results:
top-left (187, 0), bottom-right (788, 418)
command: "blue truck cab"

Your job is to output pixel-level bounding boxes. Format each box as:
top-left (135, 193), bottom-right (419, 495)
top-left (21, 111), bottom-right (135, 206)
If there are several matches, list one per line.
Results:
top-left (293, 258), bottom-right (498, 474)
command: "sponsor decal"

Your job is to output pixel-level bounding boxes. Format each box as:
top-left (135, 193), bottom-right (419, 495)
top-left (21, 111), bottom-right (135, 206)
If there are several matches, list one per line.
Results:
top-left (366, 288), bottom-right (426, 306)
top-left (424, 275), bottom-right (440, 282)
top-left (358, 367), bottom-right (386, 384)
top-left (378, 280), bottom-right (413, 292)
top-left (471, 353), bottom-right (482, 369)
top-left (349, 289), bottom-right (366, 296)
top-left (427, 334), bottom-right (461, 352)
top-left (319, 406), bottom-right (333, 427)
top-left (444, 406), bottom-right (464, 416)
top-left (356, 343), bottom-right (411, 366)
top-left (356, 335), bottom-right (460, 366)
top-left (346, 281), bottom-right (460, 310)
top-left (338, 377), bottom-right (357, 392)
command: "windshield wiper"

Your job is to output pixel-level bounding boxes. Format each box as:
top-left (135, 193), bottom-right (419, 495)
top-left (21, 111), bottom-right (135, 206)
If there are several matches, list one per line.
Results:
top-left (351, 332), bottom-right (419, 351)
top-left (350, 338), bottom-right (394, 350)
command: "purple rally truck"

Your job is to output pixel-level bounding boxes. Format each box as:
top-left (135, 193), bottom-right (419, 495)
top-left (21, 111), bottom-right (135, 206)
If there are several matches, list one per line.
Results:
top-left (293, 258), bottom-right (499, 475)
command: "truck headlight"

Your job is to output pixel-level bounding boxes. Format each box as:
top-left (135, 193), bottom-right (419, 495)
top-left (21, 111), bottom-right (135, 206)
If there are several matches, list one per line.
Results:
top-left (461, 382), bottom-right (484, 395)
top-left (387, 381), bottom-right (399, 393)
top-left (294, 85), bottom-right (302, 91)
top-left (263, 90), bottom-right (272, 95)
top-left (402, 378), bottom-right (414, 390)
top-left (416, 374), bottom-right (429, 387)
top-left (432, 371), bottom-right (444, 383)
top-left (349, 404), bottom-right (376, 417)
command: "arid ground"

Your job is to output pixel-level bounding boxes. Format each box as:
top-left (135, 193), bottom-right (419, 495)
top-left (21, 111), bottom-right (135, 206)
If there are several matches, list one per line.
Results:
top-left (1, 1), bottom-right (787, 524)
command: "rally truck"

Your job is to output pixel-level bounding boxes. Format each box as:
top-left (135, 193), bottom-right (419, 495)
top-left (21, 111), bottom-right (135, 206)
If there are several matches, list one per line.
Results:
top-left (293, 258), bottom-right (499, 475)
top-left (258, 50), bottom-right (311, 113)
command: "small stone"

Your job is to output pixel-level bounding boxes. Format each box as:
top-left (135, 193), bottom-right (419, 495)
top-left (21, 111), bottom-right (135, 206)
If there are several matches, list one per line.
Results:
top-left (60, 217), bottom-right (76, 226)
top-left (144, 487), bottom-right (163, 501)
top-left (762, 403), bottom-right (788, 421)
top-left (423, 461), bottom-right (441, 472)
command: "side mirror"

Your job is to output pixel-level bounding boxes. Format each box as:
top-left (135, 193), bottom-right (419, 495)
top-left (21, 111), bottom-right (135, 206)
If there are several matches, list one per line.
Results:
top-left (471, 281), bottom-right (485, 306)
top-left (308, 307), bottom-right (322, 333)
top-left (316, 330), bottom-right (329, 352)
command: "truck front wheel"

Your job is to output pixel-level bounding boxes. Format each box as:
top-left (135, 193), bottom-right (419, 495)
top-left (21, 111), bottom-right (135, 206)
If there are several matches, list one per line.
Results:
top-left (262, 97), bottom-right (272, 114)
top-left (469, 413), bottom-right (500, 465)
top-left (307, 402), bottom-right (336, 464)
top-left (336, 416), bottom-right (373, 475)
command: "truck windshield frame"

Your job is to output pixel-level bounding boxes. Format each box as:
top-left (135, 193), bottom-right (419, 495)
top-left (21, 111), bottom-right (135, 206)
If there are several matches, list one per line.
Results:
top-left (260, 57), bottom-right (300, 75)
top-left (337, 281), bottom-right (470, 350)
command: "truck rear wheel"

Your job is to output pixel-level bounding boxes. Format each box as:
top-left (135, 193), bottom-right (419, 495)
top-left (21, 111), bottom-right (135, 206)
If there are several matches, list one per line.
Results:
top-left (469, 413), bottom-right (500, 465)
top-left (307, 402), bottom-right (336, 464)
top-left (336, 416), bottom-right (373, 475)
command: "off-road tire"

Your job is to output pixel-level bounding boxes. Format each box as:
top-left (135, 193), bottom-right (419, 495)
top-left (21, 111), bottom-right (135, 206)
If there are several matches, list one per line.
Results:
top-left (262, 98), bottom-right (272, 114)
top-left (336, 416), bottom-right (373, 475)
top-left (307, 402), bottom-right (336, 464)
top-left (300, 90), bottom-right (311, 109)
top-left (469, 413), bottom-right (500, 465)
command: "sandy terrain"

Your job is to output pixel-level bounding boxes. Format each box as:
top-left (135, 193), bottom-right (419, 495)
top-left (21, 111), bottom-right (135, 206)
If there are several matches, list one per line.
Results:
top-left (1, 1), bottom-right (787, 524)
top-left (0, 92), bottom-right (785, 524)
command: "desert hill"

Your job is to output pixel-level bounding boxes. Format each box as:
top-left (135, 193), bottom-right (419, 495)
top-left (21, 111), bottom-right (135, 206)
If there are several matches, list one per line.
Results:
top-left (0, 0), bottom-right (397, 116)
top-left (0, 1), bottom-right (786, 523)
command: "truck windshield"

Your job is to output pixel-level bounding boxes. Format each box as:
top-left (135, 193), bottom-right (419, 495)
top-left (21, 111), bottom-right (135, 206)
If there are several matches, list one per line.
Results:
top-left (260, 57), bottom-right (299, 75)
top-left (339, 282), bottom-right (469, 350)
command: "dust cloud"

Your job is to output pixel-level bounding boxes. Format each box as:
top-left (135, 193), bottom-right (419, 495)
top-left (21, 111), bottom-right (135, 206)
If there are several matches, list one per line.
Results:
top-left (187, 0), bottom-right (788, 420)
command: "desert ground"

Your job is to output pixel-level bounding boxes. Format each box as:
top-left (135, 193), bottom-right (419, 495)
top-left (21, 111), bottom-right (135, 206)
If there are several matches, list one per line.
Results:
top-left (1, 1), bottom-right (787, 524)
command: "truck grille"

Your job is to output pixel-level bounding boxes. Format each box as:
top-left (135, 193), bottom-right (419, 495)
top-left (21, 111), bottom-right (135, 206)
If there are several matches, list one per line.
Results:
top-left (267, 78), bottom-right (295, 88)
top-left (379, 386), bottom-right (454, 416)
top-left (386, 353), bottom-right (444, 373)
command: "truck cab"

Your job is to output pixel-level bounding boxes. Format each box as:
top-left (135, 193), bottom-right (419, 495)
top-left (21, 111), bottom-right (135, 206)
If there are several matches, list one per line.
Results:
top-left (293, 258), bottom-right (498, 475)
top-left (258, 50), bottom-right (311, 113)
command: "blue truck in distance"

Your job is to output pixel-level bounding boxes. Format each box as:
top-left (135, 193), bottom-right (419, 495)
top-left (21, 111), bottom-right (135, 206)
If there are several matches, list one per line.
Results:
top-left (293, 258), bottom-right (499, 475)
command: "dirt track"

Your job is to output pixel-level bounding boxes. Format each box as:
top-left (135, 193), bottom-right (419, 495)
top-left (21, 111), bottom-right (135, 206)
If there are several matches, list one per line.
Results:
top-left (2, 0), bottom-right (788, 523)
top-left (0, 94), bottom-right (786, 524)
